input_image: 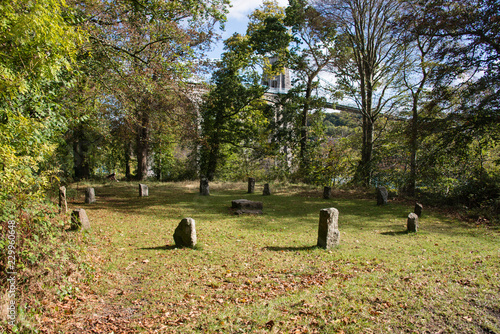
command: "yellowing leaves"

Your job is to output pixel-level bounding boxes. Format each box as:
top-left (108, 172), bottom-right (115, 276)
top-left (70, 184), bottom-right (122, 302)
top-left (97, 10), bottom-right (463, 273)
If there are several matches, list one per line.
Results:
top-left (0, 0), bottom-right (85, 97)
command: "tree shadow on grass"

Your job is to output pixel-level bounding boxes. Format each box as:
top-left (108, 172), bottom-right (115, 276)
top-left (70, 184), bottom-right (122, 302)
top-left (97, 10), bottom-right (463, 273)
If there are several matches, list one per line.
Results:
top-left (263, 245), bottom-right (319, 252)
top-left (380, 230), bottom-right (409, 236)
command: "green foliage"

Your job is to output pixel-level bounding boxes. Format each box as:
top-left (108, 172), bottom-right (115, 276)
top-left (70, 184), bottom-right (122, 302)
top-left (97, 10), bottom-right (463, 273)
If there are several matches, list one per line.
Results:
top-left (405, 0), bottom-right (500, 146)
top-left (0, 203), bottom-right (61, 274)
top-left (199, 58), bottom-right (269, 179)
top-left (0, 112), bottom-right (55, 219)
top-left (0, 0), bottom-right (84, 98)
top-left (315, 0), bottom-right (406, 187)
top-left (323, 111), bottom-right (360, 138)
top-left (248, 3), bottom-right (290, 68)
top-left (61, 0), bottom-right (229, 180)
top-left (0, 0), bottom-right (84, 219)
top-left (199, 1), bottom-right (294, 180)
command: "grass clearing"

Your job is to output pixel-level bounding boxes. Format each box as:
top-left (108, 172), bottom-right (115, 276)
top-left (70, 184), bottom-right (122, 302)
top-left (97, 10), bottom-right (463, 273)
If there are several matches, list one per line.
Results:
top-left (39, 181), bottom-right (499, 333)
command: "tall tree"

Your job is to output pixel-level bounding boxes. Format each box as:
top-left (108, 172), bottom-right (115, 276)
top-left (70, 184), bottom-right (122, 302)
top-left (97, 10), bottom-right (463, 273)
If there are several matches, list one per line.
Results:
top-left (314, 0), bottom-right (405, 187)
top-left (199, 34), bottom-right (269, 180)
top-left (0, 0), bottom-right (84, 217)
top-left (396, 1), bottom-right (441, 196)
top-left (407, 0), bottom-right (500, 146)
top-left (199, 1), bottom-right (291, 180)
top-left (72, 0), bottom-right (228, 180)
top-left (284, 0), bottom-right (337, 174)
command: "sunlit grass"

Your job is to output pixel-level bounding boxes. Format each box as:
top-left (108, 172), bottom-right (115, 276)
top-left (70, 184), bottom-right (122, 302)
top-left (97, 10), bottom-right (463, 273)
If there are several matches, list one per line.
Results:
top-left (60, 181), bottom-right (499, 333)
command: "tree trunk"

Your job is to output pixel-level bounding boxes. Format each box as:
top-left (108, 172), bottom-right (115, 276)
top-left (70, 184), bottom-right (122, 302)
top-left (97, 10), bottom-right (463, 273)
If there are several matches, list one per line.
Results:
top-left (73, 126), bottom-right (91, 180)
top-left (73, 140), bottom-right (91, 180)
top-left (201, 107), bottom-right (225, 181)
top-left (356, 116), bottom-right (374, 187)
top-left (407, 101), bottom-right (418, 196)
top-left (124, 141), bottom-right (131, 180)
top-left (205, 144), bottom-right (218, 182)
top-left (136, 110), bottom-right (149, 181)
top-left (354, 79), bottom-right (374, 188)
top-left (299, 78), bottom-right (313, 174)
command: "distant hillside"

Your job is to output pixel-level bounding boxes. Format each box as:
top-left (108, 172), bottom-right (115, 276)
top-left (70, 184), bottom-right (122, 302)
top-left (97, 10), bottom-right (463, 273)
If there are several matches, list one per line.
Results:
top-left (323, 111), bottom-right (361, 138)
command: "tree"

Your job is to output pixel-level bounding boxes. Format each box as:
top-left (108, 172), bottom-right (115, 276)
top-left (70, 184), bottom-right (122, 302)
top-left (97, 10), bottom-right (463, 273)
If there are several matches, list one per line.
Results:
top-left (394, 0), bottom-right (500, 207)
top-left (199, 34), bottom-right (269, 180)
top-left (407, 0), bottom-right (500, 146)
top-left (70, 0), bottom-right (228, 180)
top-left (395, 1), bottom-right (441, 196)
top-left (0, 0), bottom-right (84, 218)
top-left (284, 0), bottom-right (337, 174)
top-left (314, 0), bottom-right (405, 187)
top-left (199, 1), bottom-right (293, 180)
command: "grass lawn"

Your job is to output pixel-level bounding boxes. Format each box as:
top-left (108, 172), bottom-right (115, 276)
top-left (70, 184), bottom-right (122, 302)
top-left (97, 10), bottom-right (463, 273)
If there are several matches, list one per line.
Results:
top-left (43, 181), bottom-right (500, 333)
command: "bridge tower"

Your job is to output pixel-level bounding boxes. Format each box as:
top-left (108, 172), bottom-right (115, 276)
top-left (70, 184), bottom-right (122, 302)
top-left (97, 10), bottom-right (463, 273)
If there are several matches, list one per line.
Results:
top-left (262, 57), bottom-right (291, 93)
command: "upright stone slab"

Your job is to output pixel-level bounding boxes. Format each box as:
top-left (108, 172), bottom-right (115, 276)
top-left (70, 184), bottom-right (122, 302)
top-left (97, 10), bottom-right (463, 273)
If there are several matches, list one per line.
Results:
top-left (317, 208), bottom-right (340, 249)
top-left (376, 187), bottom-right (388, 206)
top-left (323, 186), bottom-right (332, 199)
top-left (139, 183), bottom-right (149, 197)
top-left (173, 218), bottom-right (197, 248)
top-left (59, 186), bottom-right (68, 213)
top-left (407, 212), bottom-right (419, 232)
top-left (248, 177), bottom-right (256, 194)
top-left (85, 187), bottom-right (96, 204)
top-left (263, 183), bottom-right (271, 196)
top-left (71, 209), bottom-right (90, 231)
top-left (200, 178), bottom-right (210, 196)
top-left (414, 202), bottom-right (423, 217)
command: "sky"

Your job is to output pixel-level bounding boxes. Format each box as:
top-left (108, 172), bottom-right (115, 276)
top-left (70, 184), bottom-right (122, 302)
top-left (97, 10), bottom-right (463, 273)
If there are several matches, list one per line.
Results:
top-left (206, 0), bottom-right (289, 60)
top-left (203, 0), bottom-right (343, 109)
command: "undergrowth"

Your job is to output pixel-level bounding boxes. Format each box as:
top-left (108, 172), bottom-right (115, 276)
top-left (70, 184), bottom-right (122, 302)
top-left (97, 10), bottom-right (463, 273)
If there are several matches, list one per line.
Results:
top-left (0, 202), bottom-right (93, 333)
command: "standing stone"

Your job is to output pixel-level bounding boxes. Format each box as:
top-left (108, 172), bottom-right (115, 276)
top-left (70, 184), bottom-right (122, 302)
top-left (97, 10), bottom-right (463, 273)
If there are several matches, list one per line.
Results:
top-left (376, 187), bottom-right (388, 206)
top-left (414, 202), bottom-right (423, 217)
top-left (85, 187), bottom-right (96, 204)
top-left (317, 208), bottom-right (340, 249)
top-left (323, 186), bottom-right (332, 199)
top-left (248, 177), bottom-right (255, 194)
top-left (173, 218), bottom-right (197, 248)
top-left (59, 186), bottom-right (68, 213)
top-left (200, 178), bottom-right (210, 196)
top-left (71, 209), bottom-right (90, 231)
top-left (139, 184), bottom-right (149, 197)
top-left (263, 183), bottom-right (271, 196)
top-left (407, 212), bottom-right (419, 232)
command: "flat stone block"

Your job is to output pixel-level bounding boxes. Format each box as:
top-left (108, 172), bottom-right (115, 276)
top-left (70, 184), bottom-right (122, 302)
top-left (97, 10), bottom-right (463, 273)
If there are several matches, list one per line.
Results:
top-left (231, 199), bottom-right (263, 215)
top-left (231, 199), bottom-right (263, 210)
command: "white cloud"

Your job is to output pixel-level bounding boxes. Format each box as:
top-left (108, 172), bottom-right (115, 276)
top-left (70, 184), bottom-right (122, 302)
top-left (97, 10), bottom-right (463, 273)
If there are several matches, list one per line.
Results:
top-left (227, 0), bottom-right (290, 19)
